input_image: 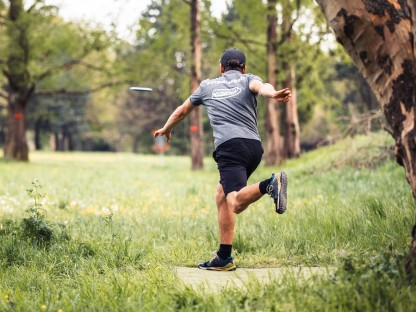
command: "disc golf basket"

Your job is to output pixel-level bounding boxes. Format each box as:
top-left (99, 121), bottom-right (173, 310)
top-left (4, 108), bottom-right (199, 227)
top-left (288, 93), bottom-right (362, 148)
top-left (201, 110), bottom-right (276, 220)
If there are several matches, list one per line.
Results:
top-left (152, 133), bottom-right (170, 163)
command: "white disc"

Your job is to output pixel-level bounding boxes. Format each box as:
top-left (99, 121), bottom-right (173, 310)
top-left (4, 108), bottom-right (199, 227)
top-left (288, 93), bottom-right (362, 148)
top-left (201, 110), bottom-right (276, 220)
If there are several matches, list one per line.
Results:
top-left (130, 87), bottom-right (153, 92)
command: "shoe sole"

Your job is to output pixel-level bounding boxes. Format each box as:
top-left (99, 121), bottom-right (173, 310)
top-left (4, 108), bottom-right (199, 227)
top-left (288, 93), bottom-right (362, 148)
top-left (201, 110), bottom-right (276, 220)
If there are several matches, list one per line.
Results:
top-left (276, 172), bottom-right (288, 214)
top-left (198, 263), bottom-right (237, 271)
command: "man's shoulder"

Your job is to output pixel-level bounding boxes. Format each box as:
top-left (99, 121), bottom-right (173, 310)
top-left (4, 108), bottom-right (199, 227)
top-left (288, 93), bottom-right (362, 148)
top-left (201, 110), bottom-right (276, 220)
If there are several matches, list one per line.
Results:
top-left (199, 76), bottom-right (226, 88)
top-left (199, 73), bottom-right (262, 88)
top-left (244, 73), bottom-right (263, 82)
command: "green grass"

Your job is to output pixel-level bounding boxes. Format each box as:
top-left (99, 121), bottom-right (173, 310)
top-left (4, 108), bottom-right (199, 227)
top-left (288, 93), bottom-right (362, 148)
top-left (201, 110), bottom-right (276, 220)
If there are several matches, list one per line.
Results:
top-left (0, 132), bottom-right (415, 311)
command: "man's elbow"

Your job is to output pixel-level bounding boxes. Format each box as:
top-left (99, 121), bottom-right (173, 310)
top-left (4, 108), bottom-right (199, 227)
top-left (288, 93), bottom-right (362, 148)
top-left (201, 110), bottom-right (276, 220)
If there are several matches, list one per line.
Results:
top-left (175, 106), bottom-right (190, 120)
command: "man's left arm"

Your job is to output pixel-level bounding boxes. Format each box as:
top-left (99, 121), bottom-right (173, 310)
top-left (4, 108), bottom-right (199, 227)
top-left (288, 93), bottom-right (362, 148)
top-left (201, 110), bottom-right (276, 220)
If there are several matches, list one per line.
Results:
top-left (249, 80), bottom-right (291, 102)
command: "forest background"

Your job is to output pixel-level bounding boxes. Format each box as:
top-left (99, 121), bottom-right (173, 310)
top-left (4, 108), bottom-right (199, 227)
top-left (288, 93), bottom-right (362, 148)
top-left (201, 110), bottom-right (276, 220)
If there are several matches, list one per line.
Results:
top-left (0, 0), bottom-right (381, 159)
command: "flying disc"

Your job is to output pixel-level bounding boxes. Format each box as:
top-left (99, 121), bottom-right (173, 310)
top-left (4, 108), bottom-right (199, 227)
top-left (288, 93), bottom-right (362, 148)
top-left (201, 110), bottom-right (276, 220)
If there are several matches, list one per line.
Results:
top-left (130, 87), bottom-right (153, 92)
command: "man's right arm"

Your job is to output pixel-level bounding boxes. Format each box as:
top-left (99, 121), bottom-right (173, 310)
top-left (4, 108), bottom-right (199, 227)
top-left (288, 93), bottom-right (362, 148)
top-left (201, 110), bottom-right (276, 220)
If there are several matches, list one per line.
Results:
top-left (154, 98), bottom-right (195, 142)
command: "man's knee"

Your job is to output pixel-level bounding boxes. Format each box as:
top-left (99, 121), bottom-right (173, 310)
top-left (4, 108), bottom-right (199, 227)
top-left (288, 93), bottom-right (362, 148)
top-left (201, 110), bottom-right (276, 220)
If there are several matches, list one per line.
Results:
top-left (216, 185), bottom-right (226, 205)
top-left (227, 192), bottom-right (246, 214)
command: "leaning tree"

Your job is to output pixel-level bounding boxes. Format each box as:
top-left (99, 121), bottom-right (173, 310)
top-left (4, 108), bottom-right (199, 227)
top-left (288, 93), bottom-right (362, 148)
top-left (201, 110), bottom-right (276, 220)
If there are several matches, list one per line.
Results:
top-left (315, 0), bottom-right (416, 274)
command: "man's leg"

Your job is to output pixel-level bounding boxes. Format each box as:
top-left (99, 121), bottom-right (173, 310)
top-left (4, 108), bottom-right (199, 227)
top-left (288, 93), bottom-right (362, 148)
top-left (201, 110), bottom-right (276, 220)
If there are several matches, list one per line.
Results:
top-left (198, 184), bottom-right (237, 271)
top-left (199, 175), bottom-right (287, 271)
top-left (198, 183), bottom-right (248, 271)
top-left (216, 183), bottom-right (235, 245)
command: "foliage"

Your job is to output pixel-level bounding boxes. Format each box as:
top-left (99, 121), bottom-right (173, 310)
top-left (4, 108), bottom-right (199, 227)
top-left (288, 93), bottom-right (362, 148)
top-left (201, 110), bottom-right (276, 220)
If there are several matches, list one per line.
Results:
top-left (0, 1), bottom-right (119, 157)
top-left (114, 0), bottom-right (194, 153)
top-left (27, 18), bottom-right (119, 151)
top-left (111, 0), bottom-right (370, 154)
top-left (26, 93), bottom-right (90, 150)
top-left (0, 0), bottom-right (379, 155)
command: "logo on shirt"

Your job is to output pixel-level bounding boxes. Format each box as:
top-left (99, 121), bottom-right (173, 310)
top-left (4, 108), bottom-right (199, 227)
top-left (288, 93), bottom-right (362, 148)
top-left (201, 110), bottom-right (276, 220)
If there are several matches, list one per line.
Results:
top-left (212, 87), bottom-right (241, 99)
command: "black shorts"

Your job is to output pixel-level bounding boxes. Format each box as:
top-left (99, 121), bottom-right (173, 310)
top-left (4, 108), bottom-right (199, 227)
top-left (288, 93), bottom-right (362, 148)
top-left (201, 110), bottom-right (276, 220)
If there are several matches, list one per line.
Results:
top-left (213, 138), bottom-right (264, 196)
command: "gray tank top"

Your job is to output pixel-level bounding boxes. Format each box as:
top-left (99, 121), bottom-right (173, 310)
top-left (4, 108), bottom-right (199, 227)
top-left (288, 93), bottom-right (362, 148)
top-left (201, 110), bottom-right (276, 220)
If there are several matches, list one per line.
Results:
top-left (189, 70), bottom-right (262, 149)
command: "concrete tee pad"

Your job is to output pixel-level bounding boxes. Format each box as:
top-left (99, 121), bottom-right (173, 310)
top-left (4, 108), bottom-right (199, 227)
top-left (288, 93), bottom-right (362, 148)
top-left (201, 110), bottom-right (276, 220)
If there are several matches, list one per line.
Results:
top-left (175, 266), bottom-right (333, 292)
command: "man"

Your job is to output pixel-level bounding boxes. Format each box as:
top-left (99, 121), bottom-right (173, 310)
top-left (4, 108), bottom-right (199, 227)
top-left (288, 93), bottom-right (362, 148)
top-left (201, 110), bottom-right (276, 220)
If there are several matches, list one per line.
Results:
top-left (154, 48), bottom-right (291, 271)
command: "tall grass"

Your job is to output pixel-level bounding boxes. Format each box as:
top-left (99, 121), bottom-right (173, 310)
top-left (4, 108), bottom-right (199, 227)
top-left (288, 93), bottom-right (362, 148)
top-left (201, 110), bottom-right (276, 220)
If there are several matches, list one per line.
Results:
top-left (0, 132), bottom-right (415, 311)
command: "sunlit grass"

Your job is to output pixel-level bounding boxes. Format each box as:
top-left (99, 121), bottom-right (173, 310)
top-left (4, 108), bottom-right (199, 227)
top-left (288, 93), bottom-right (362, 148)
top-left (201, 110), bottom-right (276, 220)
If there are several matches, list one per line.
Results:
top-left (0, 132), bottom-right (415, 311)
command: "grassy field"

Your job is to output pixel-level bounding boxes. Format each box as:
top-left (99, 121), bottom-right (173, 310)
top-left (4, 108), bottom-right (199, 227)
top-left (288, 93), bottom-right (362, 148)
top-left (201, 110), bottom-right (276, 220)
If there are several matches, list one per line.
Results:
top-left (1, 132), bottom-right (415, 311)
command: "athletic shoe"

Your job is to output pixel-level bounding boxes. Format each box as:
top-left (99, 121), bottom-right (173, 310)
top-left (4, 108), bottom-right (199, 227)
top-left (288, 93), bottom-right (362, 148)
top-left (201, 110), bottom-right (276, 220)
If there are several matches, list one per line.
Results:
top-left (198, 255), bottom-right (236, 271)
top-left (266, 172), bottom-right (288, 214)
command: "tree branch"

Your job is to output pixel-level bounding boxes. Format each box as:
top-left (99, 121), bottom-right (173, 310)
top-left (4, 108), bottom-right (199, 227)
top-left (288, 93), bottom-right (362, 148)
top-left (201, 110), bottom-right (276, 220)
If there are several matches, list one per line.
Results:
top-left (35, 59), bottom-right (112, 82)
top-left (2, 68), bottom-right (11, 82)
top-left (211, 28), bottom-right (265, 47)
top-left (210, 28), bottom-right (265, 70)
top-left (381, 124), bottom-right (394, 137)
top-left (340, 110), bottom-right (385, 137)
top-left (23, 83), bottom-right (35, 104)
top-left (278, 3), bottom-right (301, 46)
top-left (0, 12), bottom-right (7, 21)
top-left (0, 16), bottom-right (7, 26)
top-left (34, 80), bottom-right (130, 96)
top-left (27, 0), bottom-right (45, 13)
top-left (0, 90), bottom-right (7, 100)
top-left (68, 60), bottom-right (112, 74)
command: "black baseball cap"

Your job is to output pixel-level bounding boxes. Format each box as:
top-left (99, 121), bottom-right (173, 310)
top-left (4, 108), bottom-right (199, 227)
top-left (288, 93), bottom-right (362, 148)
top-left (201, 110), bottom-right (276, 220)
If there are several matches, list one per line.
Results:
top-left (220, 48), bottom-right (246, 68)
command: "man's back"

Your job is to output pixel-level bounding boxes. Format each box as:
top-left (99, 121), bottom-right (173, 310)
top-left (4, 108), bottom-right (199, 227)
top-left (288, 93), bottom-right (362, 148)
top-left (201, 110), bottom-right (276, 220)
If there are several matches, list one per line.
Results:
top-left (190, 70), bottom-right (263, 148)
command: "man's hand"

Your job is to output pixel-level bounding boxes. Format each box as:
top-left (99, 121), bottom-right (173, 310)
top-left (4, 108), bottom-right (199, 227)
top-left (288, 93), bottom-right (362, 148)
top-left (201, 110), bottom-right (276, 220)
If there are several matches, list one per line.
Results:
top-left (272, 88), bottom-right (291, 102)
top-left (154, 127), bottom-right (172, 143)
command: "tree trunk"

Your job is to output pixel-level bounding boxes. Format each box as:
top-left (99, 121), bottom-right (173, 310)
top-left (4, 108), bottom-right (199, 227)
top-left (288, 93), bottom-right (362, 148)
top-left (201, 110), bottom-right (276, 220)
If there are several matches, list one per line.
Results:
top-left (316, 0), bottom-right (416, 277)
top-left (4, 93), bottom-right (29, 161)
top-left (84, 136), bottom-right (93, 152)
top-left (281, 1), bottom-right (300, 159)
top-left (132, 136), bottom-right (140, 153)
top-left (34, 118), bottom-right (42, 150)
top-left (4, 0), bottom-right (33, 161)
top-left (189, 0), bottom-right (204, 170)
top-left (406, 225), bottom-right (416, 279)
top-left (283, 66), bottom-right (301, 158)
top-left (62, 126), bottom-right (73, 151)
top-left (265, 0), bottom-right (282, 165)
top-left (54, 131), bottom-right (62, 151)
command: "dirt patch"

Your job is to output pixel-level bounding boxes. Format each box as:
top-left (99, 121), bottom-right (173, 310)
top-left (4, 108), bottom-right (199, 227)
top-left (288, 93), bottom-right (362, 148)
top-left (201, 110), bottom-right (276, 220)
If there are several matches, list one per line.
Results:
top-left (175, 266), bottom-right (334, 292)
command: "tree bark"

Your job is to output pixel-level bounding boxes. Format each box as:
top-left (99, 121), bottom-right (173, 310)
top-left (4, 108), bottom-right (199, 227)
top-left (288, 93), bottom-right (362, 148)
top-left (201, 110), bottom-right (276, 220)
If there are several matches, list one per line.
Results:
top-left (3, 0), bottom-right (32, 161)
top-left (4, 93), bottom-right (29, 160)
top-left (316, 0), bottom-right (416, 277)
top-left (283, 65), bottom-right (301, 158)
top-left (265, 0), bottom-right (282, 165)
top-left (34, 118), bottom-right (43, 150)
top-left (53, 131), bottom-right (61, 151)
top-left (189, 0), bottom-right (204, 170)
top-left (62, 126), bottom-right (72, 151)
top-left (281, 12), bottom-right (300, 158)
